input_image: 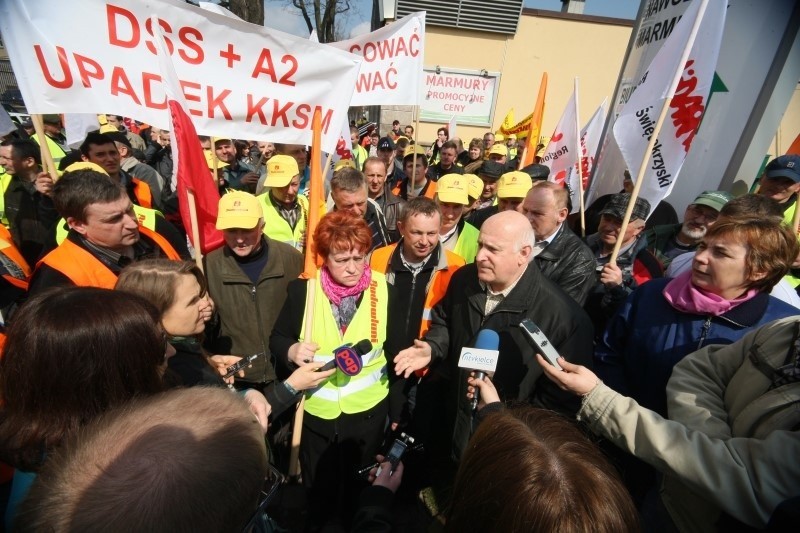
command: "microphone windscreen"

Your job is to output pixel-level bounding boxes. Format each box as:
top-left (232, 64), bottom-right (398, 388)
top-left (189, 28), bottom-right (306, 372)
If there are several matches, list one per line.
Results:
top-left (353, 339), bottom-right (374, 355)
top-left (473, 329), bottom-right (499, 351)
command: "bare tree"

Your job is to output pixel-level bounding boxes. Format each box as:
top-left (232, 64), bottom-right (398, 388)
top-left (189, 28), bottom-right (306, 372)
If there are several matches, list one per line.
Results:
top-left (289, 0), bottom-right (352, 43)
top-left (225, 0), bottom-right (265, 25)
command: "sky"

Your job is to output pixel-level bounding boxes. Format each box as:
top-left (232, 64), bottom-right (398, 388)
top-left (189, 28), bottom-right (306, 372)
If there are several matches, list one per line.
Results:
top-left (263, 0), bottom-right (639, 39)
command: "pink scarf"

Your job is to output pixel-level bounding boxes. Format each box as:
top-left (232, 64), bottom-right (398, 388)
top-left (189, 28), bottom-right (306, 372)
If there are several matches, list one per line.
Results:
top-left (662, 270), bottom-right (759, 316)
top-left (320, 265), bottom-right (372, 306)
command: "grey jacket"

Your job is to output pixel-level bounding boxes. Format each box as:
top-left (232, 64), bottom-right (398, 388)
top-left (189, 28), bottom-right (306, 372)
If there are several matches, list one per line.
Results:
top-left (579, 316), bottom-right (800, 531)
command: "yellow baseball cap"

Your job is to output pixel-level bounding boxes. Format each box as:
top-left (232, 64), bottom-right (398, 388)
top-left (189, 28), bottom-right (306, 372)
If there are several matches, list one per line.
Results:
top-left (403, 144), bottom-right (428, 159)
top-left (495, 133), bottom-right (505, 142)
top-left (265, 155), bottom-right (299, 188)
top-left (463, 173), bottom-right (483, 200)
top-left (497, 171), bottom-right (533, 199)
top-left (63, 162), bottom-right (108, 175)
top-left (436, 174), bottom-right (469, 205)
top-left (216, 191), bottom-right (263, 230)
top-left (204, 149), bottom-right (229, 169)
top-left (489, 144), bottom-right (508, 157)
top-left (334, 159), bottom-right (356, 172)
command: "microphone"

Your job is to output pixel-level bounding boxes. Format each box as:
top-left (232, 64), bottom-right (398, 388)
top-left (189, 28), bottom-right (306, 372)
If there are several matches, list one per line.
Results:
top-left (318, 339), bottom-right (373, 375)
top-left (456, 329), bottom-right (500, 411)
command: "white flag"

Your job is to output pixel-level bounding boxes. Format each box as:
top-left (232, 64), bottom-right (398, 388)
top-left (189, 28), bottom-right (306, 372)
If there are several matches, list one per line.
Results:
top-left (565, 100), bottom-right (606, 214)
top-left (0, 107), bottom-right (16, 137)
top-left (64, 114), bottom-right (101, 148)
top-left (447, 115), bottom-right (457, 140)
top-left (543, 91), bottom-right (579, 188)
top-left (612, 0), bottom-right (726, 213)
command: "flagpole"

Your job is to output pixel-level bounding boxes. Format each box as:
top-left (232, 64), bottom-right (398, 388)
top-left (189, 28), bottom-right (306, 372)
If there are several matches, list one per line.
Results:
top-left (31, 114), bottom-right (58, 181)
top-left (411, 106), bottom-right (421, 192)
top-left (574, 78), bottom-right (586, 237)
top-left (289, 109), bottom-right (324, 480)
top-left (610, 0), bottom-right (711, 264)
top-left (184, 189), bottom-right (204, 272)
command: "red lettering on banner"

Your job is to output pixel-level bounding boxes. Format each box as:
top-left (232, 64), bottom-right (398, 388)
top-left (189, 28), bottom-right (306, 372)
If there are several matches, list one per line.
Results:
top-left (178, 27), bottom-right (204, 64)
top-left (107, 5), bottom-right (139, 48)
top-left (142, 72), bottom-right (167, 109)
top-left (355, 68), bottom-right (397, 93)
top-left (669, 60), bottom-right (704, 153)
top-left (271, 99), bottom-right (293, 127)
top-left (179, 80), bottom-right (204, 116)
top-left (252, 48), bottom-right (277, 81)
top-left (251, 49), bottom-right (297, 86)
top-left (107, 5), bottom-right (204, 64)
top-left (34, 45), bottom-right (73, 89)
top-left (293, 103), bottom-right (310, 129)
top-left (144, 17), bottom-right (174, 56)
top-left (74, 54), bottom-right (103, 88)
top-left (207, 87), bottom-right (232, 119)
top-left (110, 67), bottom-right (141, 105)
top-left (279, 55), bottom-right (298, 86)
top-left (351, 35), bottom-right (420, 63)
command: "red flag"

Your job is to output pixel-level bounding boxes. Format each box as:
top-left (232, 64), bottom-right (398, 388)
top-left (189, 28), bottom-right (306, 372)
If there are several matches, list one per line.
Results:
top-left (170, 99), bottom-right (223, 254)
top-left (151, 15), bottom-right (223, 255)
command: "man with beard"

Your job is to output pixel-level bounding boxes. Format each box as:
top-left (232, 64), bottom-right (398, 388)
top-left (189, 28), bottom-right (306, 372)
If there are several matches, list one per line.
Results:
top-left (644, 191), bottom-right (732, 271)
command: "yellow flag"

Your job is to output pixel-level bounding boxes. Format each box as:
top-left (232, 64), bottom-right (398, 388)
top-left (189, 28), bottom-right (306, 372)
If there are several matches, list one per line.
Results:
top-left (498, 108), bottom-right (515, 134)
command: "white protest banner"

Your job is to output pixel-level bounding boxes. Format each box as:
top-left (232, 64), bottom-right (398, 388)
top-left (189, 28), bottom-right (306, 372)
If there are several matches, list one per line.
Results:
top-left (612, 0), bottom-right (725, 213)
top-left (543, 91), bottom-right (579, 189)
top-left (565, 101), bottom-right (606, 214)
top-left (0, 0), bottom-right (361, 153)
top-left (420, 68), bottom-right (499, 126)
top-left (330, 12), bottom-right (425, 106)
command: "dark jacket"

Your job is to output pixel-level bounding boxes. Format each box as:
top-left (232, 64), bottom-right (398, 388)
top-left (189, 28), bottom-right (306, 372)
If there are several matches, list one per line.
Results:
top-left (423, 262), bottom-right (594, 461)
top-left (204, 237), bottom-right (303, 384)
top-left (535, 224), bottom-right (596, 306)
top-left (3, 177), bottom-right (59, 265)
top-left (372, 186), bottom-right (405, 244)
top-left (643, 223), bottom-right (696, 270)
top-left (144, 143), bottom-right (173, 181)
top-left (363, 201), bottom-right (391, 252)
top-left (583, 233), bottom-right (662, 336)
top-left (595, 277), bottom-right (799, 417)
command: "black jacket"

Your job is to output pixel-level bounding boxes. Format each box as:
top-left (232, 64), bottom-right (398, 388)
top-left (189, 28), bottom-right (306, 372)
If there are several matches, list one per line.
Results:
top-left (372, 186), bottom-right (405, 244)
top-left (423, 262), bottom-right (594, 461)
top-left (534, 224), bottom-right (596, 306)
top-left (3, 177), bottom-right (59, 265)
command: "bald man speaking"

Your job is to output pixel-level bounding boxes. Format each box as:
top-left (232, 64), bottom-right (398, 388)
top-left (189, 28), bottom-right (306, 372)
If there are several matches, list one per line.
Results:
top-left (395, 211), bottom-right (593, 463)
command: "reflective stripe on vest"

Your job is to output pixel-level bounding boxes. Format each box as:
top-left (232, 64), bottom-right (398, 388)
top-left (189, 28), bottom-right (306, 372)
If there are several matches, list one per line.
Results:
top-left (453, 222), bottom-right (479, 263)
top-left (55, 205), bottom-right (159, 245)
top-left (299, 272), bottom-right (389, 419)
top-left (0, 173), bottom-right (12, 226)
top-left (131, 178), bottom-right (153, 209)
top-left (0, 227), bottom-right (31, 290)
top-left (31, 134), bottom-right (67, 166)
top-left (392, 179), bottom-right (437, 200)
top-left (258, 193), bottom-right (308, 251)
top-left (37, 239), bottom-right (118, 288)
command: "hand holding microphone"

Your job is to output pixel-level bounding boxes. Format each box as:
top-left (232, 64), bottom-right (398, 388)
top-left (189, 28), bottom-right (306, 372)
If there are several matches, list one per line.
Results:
top-left (466, 372), bottom-right (500, 411)
top-left (457, 329), bottom-right (500, 411)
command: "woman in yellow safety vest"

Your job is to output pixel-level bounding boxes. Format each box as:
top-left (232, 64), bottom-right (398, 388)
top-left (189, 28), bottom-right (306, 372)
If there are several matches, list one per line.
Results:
top-left (270, 210), bottom-right (389, 530)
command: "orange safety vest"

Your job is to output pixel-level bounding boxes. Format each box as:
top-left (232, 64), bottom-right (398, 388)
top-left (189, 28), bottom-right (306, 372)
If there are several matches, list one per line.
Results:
top-left (370, 243), bottom-right (464, 337)
top-left (392, 179), bottom-right (437, 200)
top-left (131, 177), bottom-right (153, 209)
top-left (0, 225), bottom-right (31, 291)
top-left (37, 227), bottom-right (180, 288)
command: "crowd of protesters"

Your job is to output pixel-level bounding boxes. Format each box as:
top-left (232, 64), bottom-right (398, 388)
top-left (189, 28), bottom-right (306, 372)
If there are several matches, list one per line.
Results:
top-left (0, 113), bottom-right (798, 532)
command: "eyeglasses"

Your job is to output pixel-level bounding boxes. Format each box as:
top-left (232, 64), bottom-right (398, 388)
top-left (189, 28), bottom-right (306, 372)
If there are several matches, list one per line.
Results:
top-left (242, 463), bottom-right (285, 532)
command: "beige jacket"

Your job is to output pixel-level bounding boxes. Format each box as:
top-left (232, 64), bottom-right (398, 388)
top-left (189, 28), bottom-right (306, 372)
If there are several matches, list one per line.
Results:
top-left (579, 316), bottom-right (800, 531)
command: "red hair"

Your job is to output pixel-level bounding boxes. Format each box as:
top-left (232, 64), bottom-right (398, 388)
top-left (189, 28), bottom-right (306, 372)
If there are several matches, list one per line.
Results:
top-left (313, 211), bottom-right (372, 260)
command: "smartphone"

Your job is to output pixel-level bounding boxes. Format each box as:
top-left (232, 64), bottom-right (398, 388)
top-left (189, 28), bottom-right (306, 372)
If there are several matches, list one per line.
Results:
top-left (519, 319), bottom-right (562, 370)
top-left (223, 353), bottom-right (261, 379)
top-left (375, 437), bottom-right (409, 477)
